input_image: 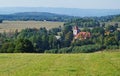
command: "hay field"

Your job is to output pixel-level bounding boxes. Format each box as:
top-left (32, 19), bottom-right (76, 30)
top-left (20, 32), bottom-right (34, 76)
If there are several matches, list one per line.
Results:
top-left (0, 21), bottom-right (64, 33)
top-left (0, 52), bottom-right (120, 76)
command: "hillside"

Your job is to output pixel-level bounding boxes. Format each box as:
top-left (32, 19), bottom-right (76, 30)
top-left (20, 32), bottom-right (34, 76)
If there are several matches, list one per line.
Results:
top-left (0, 12), bottom-right (76, 21)
top-left (0, 52), bottom-right (120, 76)
top-left (112, 15), bottom-right (120, 22)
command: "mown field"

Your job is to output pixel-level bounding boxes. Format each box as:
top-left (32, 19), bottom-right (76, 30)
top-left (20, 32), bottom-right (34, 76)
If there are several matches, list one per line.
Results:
top-left (0, 52), bottom-right (120, 76)
top-left (0, 21), bottom-right (64, 33)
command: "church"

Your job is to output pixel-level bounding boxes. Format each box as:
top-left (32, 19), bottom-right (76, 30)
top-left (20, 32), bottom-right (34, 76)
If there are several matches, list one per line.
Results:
top-left (73, 26), bottom-right (91, 40)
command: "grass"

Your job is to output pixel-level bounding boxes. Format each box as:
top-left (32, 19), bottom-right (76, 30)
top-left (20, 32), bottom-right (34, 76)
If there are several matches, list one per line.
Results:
top-left (0, 21), bottom-right (64, 33)
top-left (0, 52), bottom-right (120, 76)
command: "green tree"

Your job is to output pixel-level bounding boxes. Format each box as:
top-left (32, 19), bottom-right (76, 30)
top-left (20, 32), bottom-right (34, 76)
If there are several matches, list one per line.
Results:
top-left (106, 25), bottom-right (117, 32)
top-left (64, 31), bottom-right (73, 47)
top-left (114, 30), bottom-right (120, 41)
top-left (15, 39), bottom-right (34, 53)
top-left (62, 25), bottom-right (72, 35)
top-left (41, 35), bottom-right (49, 50)
top-left (49, 35), bottom-right (58, 49)
top-left (92, 27), bottom-right (105, 35)
top-left (0, 20), bottom-right (2, 23)
top-left (0, 42), bottom-right (15, 53)
top-left (104, 37), bottom-right (118, 46)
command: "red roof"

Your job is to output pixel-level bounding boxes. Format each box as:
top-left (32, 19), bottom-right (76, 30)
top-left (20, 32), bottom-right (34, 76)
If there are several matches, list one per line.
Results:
top-left (75, 32), bottom-right (91, 39)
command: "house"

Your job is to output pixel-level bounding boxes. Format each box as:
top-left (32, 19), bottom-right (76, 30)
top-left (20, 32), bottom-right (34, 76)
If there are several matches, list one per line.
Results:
top-left (55, 35), bottom-right (61, 40)
top-left (73, 26), bottom-right (91, 40)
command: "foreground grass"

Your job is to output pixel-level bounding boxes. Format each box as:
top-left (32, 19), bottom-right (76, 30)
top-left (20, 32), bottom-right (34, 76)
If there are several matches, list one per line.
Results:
top-left (0, 52), bottom-right (120, 76)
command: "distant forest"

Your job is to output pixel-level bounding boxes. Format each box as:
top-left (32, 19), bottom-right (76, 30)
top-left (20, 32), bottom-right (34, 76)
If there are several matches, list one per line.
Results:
top-left (0, 12), bottom-right (76, 22)
top-left (0, 12), bottom-right (120, 22)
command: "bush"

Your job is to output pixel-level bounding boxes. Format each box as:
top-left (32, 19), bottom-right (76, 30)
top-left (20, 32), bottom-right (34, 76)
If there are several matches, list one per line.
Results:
top-left (45, 49), bottom-right (58, 53)
top-left (44, 45), bottom-right (105, 53)
top-left (45, 47), bottom-right (73, 54)
top-left (15, 39), bottom-right (34, 53)
top-left (72, 45), bottom-right (104, 53)
top-left (58, 47), bottom-right (73, 53)
top-left (72, 39), bottom-right (94, 46)
top-left (0, 42), bottom-right (15, 53)
top-left (106, 45), bottom-right (119, 50)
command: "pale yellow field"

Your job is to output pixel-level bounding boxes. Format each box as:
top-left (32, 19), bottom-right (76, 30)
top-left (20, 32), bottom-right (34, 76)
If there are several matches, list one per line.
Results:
top-left (0, 21), bottom-right (64, 33)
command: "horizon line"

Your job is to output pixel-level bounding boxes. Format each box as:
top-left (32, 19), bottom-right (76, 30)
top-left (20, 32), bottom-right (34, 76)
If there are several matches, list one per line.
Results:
top-left (0, 6), bottom-right (120, 10)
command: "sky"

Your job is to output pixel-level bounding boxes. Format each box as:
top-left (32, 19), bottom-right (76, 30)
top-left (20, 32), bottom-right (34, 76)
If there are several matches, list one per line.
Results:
top-left (0, 0), bottom-right (120, 9)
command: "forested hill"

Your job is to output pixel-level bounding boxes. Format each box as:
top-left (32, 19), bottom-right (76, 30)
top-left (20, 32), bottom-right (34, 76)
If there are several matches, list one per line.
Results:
top-left (0, 12), bottom-right (76, 21)
top-left (112, 15), bottom-right (120, 22)
top-left (0, 12), bottom-right (120, 22)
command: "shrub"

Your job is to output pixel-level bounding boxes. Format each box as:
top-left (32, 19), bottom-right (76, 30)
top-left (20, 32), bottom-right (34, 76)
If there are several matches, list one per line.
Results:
top-left (72, 45), bottom-right (104, 53)
top-left (45, 47), bottom-right (73, 54)
top-left (106, 45), bottom-right (119, 50)
top-left (58, 47), bottom-right (73, 53)
top-left (15, 39), bottom-right (34, 53)
top-left (0, 42), bottom-right (15, 53)
top-left (45, 49), bottom-right (58, 53)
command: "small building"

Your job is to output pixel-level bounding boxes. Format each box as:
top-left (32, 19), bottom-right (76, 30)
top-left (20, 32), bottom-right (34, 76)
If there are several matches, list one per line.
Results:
top-left (55, 35), bottom-right (61, 40)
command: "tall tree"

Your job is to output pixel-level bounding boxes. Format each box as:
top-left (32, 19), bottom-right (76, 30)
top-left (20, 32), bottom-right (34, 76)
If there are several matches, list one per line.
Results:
top-left (15, 39), bottom-right (34, 53)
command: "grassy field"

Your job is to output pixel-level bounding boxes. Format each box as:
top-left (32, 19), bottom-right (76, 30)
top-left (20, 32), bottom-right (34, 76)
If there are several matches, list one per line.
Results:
top-left (0, 52), bottom-right (120, 76)
top-left (0, 21), bottom-right (64, 33)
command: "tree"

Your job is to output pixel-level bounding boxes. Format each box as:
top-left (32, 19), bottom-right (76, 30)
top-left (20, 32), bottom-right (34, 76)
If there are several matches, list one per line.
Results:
top-left (104, 37), bottom-right (118, 46)
top-left (0, 20), bottom-right (2, 23)
top-left (15, 39), bottom-right (34, 53)
top-left (100, 23), bottom-right (105, 27)
top-left (34, 37), bottom-right (43, 53)
top-left (106, 25), bottom-right (117, 32)
top-left (49, 35), bottom-right (58, 49)
top-left (114, 30), bottom-right (120, 41)
top-left (114, 23), bottom-right (118, 28)
top-left (0, 42), bottom-right (15, 53)
top-left (64, 31), bottom-right (73, 47)
top-left (92, 27), bottom-right (105, 35)
top-left (82, 28), bottom-right (91, 32)
top-left (41, 35), bottom-right (49, 50)
top-left (62, 25), bottom-right (72, 35)
top-left (0, 43), bottom-right (9, 53)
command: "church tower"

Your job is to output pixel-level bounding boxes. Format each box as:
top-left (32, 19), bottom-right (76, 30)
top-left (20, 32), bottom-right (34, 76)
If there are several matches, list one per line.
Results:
top-left (73, 26), bottom-right (80, 36)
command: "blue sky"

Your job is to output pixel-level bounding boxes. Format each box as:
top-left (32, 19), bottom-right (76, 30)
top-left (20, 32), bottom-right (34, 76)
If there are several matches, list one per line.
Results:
top-left (0, 0), bottom-right (119, 9)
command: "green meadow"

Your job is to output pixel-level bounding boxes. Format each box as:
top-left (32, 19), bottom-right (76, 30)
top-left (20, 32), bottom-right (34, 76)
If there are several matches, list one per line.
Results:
top-left (0, 52), bottom-right (120, 76)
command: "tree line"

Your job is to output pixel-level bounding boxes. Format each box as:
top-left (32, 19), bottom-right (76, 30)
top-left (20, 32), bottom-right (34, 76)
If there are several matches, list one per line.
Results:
top-left (0, 19), bottom-right (120, 53)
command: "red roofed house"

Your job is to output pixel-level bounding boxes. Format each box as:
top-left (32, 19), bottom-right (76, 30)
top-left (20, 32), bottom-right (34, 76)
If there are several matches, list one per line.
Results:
top-left (73, 26), bottom-right (91, 40)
